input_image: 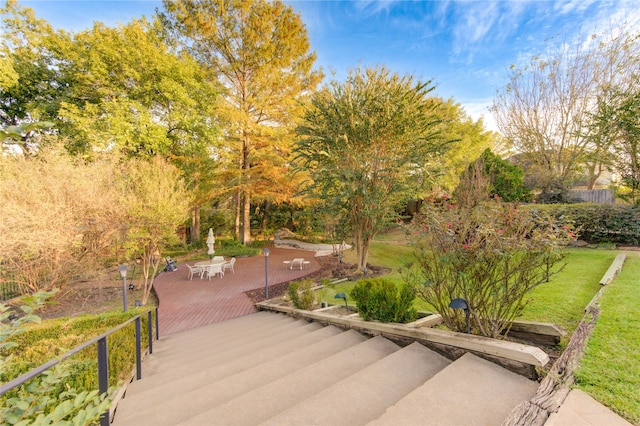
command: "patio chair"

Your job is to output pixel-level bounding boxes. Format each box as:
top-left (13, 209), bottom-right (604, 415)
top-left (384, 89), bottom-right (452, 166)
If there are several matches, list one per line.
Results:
top-left (187, 264), bottom-right (204, 280)
top-left (222, 257), bottom-right (236, 274)
top-left (205, 263), bottom-right (224, 280)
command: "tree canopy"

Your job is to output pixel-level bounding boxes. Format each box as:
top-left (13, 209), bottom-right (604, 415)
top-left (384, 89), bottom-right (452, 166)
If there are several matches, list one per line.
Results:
top-left (493, 28), bottom-right (640, 199)
top-left (295, 66), bottom-right (450, 271)
top-left (161, 0), bottom-right (323, 243)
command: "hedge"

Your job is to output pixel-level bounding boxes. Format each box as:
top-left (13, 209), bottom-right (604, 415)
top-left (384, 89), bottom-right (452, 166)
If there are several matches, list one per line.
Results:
top-left (523, 203), bottom-right (640, 246)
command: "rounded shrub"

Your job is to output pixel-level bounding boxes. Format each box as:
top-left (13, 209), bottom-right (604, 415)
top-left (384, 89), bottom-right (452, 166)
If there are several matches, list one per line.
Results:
top-left (350, 278), bottom-right (417, 323)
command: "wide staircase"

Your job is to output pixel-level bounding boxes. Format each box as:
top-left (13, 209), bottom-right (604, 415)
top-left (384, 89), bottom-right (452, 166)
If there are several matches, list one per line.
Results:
top-left (112, 311), bottom-right (539, 425)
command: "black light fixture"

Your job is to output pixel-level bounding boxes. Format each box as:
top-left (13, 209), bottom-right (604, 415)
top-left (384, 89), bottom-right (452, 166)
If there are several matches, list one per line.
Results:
top-left (449, 297), bottom-right (470, 334)
top-left (118, 264), bottom-right (128, 312)
top-left (262, 247), bottom-right (270, 299)
top-left (335, 292), bottom-right (349, 313)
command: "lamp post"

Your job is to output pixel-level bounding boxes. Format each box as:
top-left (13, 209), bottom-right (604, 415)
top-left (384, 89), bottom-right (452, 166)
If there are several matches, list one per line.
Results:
top-left (262, 247), bottom-right (270, 299)
top-left (118, 265), bottom-right (129, 312)
top-left (449, 297), bottom-right (470, 334)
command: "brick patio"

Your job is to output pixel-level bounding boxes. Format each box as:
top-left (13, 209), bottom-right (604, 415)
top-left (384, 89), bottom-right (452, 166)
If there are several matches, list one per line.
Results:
top-left (152, 247), bottom-right (320, 335)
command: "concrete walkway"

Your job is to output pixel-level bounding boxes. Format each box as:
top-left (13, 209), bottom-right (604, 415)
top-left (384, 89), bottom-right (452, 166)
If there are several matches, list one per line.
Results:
top-left (152, 247), bottom-right (319, 335)
top-left (546, 389), bottom-right (632, 426)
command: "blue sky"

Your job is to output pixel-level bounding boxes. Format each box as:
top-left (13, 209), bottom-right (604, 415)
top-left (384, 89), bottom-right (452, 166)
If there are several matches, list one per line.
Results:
top-left (19, 0), bottom-right (640, 131)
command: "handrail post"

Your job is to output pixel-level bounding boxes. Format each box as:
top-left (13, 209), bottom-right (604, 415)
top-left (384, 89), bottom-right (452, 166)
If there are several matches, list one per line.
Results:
top-left (135, 317), bottom-right (142, 380)
top-left (155, 307), bottom-right (159, 339)
top-left (97, 337), bottom-right (109, 426)
top-left (148, 310), bottom-right (153, 354)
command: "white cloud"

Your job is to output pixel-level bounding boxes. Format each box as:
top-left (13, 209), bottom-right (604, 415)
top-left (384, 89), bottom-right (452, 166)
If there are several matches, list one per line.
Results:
top-left (460, 98), bottom-right (499, 133)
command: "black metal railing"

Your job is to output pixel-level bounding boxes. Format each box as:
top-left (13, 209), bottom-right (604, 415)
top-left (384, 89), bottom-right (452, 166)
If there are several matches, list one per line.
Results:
top-left (0, 281), bottom-right (21, 302)
top-left (1, 308), bottom-right (159, 426)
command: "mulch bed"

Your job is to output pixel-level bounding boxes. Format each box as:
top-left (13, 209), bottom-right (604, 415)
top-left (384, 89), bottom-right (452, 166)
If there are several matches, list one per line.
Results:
top-left (244, 255), bottom-right (390, 304)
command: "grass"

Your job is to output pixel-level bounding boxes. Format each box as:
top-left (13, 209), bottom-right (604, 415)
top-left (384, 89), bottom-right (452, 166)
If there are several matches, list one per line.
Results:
top-left (518, 249), bottom-right (618, 337)
top-left (573, 251), bottom-right (640, 424)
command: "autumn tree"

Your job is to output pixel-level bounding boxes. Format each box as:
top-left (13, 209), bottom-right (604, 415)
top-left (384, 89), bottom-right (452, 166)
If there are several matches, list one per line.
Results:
top-left (493, 28), bottom-right (640, 197)
top-left (161, 0), bottom-right (323, 244)
top-left (295, 66), bottom-right (449, 272)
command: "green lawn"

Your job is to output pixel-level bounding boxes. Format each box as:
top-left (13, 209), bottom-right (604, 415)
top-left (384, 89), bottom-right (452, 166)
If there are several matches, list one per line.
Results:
top-left (519, 249), bottom-right (618, 336)
top-left (573, 251), bottom-right (640, 424)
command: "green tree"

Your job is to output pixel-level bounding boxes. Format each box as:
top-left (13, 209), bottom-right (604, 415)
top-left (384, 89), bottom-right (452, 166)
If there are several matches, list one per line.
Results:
top-left (455, 148), bottom-right (531, 203)
top-left (0, 0), bottom-right (71, 127)
top-left (596, 84), bottom-right (640, 205)
top-left (295, 66), bottom-right (449, 272)
top-left (161, 0), bottom-right (323, 244)
top-left (58, 17), bottom-right (220, 242)
top-left (57, 18), bottom-right (219, 160)
top-left (422, 98), bottom-right (496, 193)
top-left (120, 157), bottom-right (192, 306)
top-left (2, 2), bottom-right (221, 242)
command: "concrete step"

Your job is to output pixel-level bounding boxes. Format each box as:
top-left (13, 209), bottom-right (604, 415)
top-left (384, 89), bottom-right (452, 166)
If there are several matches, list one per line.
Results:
top-left (368, 352), bottom-right (539, 426)
top-left (156, 311), bottom-right (289, 347)
top-left (130, 320), bottom-right (321, 387)
top-left (146, 316), bottom-right (316, 367)
top-left (114, 328), bottom-right (365, 425)
top-left (152, 312), bottom-right (299, 357)
top-left (261, 341), bottom-right (451, 426)
top-left (176, 336), bottom-right (401, 425)
top-left (115, 325), bottom-right (343, 415)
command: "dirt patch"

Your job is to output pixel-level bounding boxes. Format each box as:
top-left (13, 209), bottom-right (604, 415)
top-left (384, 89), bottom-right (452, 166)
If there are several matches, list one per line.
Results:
top-left (30, 273), bottom-right (158, 320)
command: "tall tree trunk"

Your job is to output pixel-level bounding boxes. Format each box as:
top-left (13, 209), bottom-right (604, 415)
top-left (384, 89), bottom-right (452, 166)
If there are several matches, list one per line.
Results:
top-left (360, 237), bottom-right (370, 273)
top-left (191, 205), bottom-right (201, 245)
top-left (234, 189), bottom-right (241, 240)
top-left (261, 200), bottom-right (271, 237)
top-left (586, 162), bottom-right (604, 190)
top-left (354, 227), bottom-right (364, 271)
top-left (242, 189), bottom-right (251, 244)
top-left (241, 133), bottom-right (251, 244)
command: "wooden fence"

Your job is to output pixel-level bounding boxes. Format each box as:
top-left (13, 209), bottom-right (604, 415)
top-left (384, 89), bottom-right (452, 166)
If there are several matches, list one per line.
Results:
top-left (568, 189), bottom-right (615, 204)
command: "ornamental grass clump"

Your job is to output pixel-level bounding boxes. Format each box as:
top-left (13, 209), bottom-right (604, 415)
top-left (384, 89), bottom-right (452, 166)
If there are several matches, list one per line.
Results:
top-left (287, 279), bottom-right (315, 310)
top-left (404, 196), bottom-right (573, 338)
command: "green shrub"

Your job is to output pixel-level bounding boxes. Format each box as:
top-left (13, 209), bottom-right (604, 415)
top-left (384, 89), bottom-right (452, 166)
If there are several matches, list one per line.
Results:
top-left (216, 239), bottom-right (261, 257)
top-left (407, 199), bottom-right (570, 337)
top-left (287, 279), bottom-right (315, 310)
top-left (350, 278), bottom-right (417, 323)
top-left (2, 308), bottom-right (155, 394)
top-left (1, 292), bottom-right (112, 424)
